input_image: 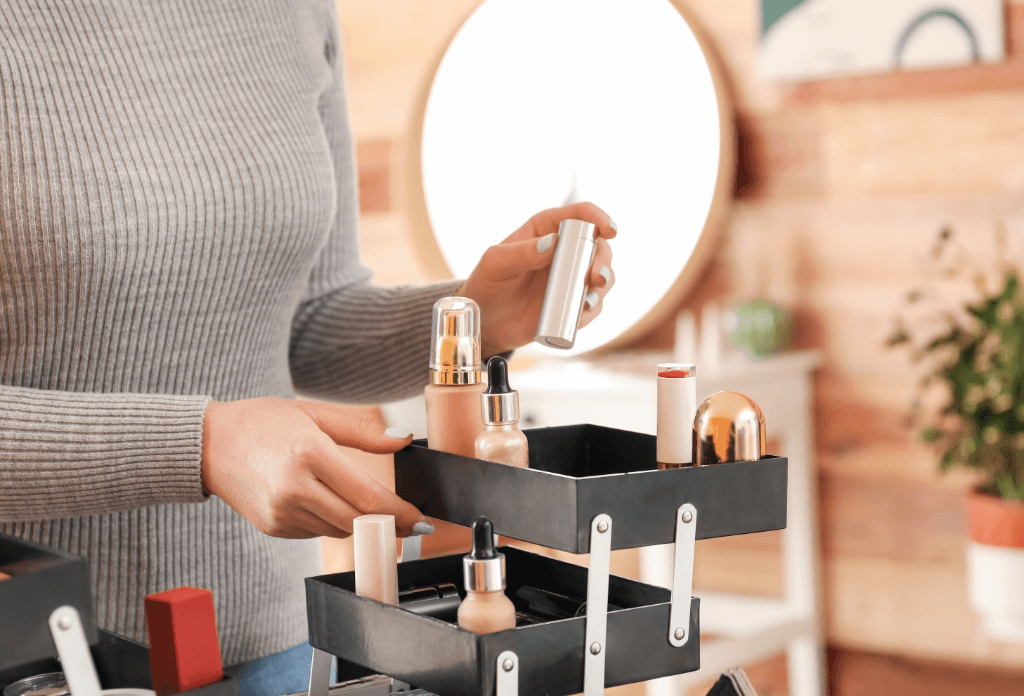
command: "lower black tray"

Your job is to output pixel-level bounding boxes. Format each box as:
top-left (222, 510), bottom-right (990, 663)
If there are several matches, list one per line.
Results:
top-left (306, 547), bottom-right (699, 696)
top-left (0, 629), bottom-right (237, 696)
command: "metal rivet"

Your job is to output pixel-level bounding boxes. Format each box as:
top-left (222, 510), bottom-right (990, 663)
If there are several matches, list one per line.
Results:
top-left (597, 520), bottom-right (608, 534)
top-left (57, 615), bottom-right (72, 631)
top-left (503, 659), bottom-right (514, 672)
top-left (674, 628), bottom-right (685, 641)
top-left (681, 511), bottom-right (693, 524)
top-left (590, 642), bottom-right (602, 655)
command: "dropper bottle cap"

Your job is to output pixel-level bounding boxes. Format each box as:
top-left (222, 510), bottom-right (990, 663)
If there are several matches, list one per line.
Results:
top-left (481, 356), bottom-right (519, 425)
top-left (463, 517), bottom-right (505, 592)
top-left (430, 297), bottom-right (482, 385)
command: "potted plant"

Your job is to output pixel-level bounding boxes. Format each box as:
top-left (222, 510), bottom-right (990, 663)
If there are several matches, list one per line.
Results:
top-left (888, 227), bottom-right (1024, 641)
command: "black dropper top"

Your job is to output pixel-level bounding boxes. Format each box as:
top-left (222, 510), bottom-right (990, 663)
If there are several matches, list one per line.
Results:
top-left (485, 356), bottom-right (511, 394)
top-left (469, 517), bottom-right (498, 559)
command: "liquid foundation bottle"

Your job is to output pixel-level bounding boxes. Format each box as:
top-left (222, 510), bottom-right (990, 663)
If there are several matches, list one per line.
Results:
top-left (457, 517), bottom-right (516, 634)
top-left (656, 362), bottom-right (697, 470)
top-left (475, 356), bottom-right (529, 468)
top-left (425, 297), bottom-right (487, 456)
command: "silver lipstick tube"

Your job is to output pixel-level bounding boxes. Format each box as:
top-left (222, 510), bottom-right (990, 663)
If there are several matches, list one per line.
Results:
top-left (535, 219), bottom-right (597, 349)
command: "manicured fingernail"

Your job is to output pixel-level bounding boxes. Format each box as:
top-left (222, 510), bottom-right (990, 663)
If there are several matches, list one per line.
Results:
top-left (385, 427), bottom-right (412, 439)
top-left (598, 266), bottom-right (612, 285)
top-left (608, 217), bottom-right (618, 233)
top-left (584, 291), bottom-right (600, 310)
top-left (412, 521), bottom-right (435, 536)
top-left (537, 232), bottom-right (557, 254)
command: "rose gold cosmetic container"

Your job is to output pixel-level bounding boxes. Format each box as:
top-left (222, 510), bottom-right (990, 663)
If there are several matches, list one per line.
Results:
top-left (692, 391), bottom-right (767, 465)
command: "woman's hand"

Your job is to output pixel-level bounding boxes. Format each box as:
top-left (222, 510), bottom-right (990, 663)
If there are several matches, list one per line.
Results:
top-left (457, 202), bottom-right (617, 357)
top-left (201, 398), bottom-right (432, 540)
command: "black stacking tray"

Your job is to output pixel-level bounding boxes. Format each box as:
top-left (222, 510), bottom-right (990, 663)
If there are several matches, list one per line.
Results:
top-left (0, 533), bottom-right (97, 671)
top-left (395, 424), bottom-right (788, 552)
top-left (306, 546), bottom-right (699, 696)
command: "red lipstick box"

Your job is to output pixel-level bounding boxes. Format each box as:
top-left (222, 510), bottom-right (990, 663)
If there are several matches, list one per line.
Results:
top-left (145, 587), bottom-right (223, 696)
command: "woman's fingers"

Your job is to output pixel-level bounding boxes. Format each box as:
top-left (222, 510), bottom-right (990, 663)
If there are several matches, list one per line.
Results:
top-left (474, 234), bottom-right (559, 280)
top-left (310, 445), bottom-right (431, 537)
top-left (590, 237), bottom-right (614, 289)
top-left (298, 402), bottom-right (412, 454)
top-left (506, 202), bottom-right (617, 243)
top-left (293, 506), bottom-right (352, 539)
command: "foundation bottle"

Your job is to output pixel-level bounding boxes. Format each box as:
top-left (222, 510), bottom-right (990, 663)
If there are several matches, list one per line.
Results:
top-left (457, 517), bottom-right (516, 634)
top-left (425, 297), bottom-right (487, 456)
top-left (656, 362), bottom-right (697, 470)
top-left (475, 356), bottom-right (529, 468)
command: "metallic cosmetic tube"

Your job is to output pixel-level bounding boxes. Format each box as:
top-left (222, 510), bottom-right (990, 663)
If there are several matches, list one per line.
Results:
top-left (535, 219), bottom-right (597, 349)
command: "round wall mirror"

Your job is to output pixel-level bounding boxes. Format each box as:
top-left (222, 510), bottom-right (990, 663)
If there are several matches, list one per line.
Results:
top-left (410, 0), bottom-right (734, 355)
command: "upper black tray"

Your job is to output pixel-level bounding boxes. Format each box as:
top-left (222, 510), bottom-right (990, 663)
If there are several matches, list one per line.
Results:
top-left (0, 533), bottom-right (97, 672)
top-left (306, 546), bottom-right (699, 696)
top-left (395, 424), bottom-right (788, 553)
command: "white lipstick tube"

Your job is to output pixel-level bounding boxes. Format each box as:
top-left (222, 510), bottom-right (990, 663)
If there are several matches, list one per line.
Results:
top-left (656, 363), bottom-right (697, 469)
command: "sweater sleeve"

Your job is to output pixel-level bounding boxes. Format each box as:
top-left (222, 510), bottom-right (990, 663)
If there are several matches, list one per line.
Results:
top-left (0, 386), bottom-right (210, 522)
top-left (288, 10), bottom-right (464, 404)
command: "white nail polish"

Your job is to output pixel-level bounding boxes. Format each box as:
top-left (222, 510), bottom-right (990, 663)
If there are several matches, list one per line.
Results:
top-left (584, 291), bottom-right (600, 311)
top-left (536, 232), bottom-right (557, 254)
top-left (599, 266), bottom-right (612, 285)
top-left (385, 427), bottom-right (412, 439)
top-left (608, 217), bottom-right (618, 233)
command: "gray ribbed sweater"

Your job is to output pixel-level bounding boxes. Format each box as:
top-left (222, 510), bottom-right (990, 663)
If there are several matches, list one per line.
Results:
top-left (0, 0), bottom-right (459, 663)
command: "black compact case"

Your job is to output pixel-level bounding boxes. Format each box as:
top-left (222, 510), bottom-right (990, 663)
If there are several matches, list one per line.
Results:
top-left (307, 423), bottom-right (789, 696)
top-left (306, 547), bottom-right (699, 696)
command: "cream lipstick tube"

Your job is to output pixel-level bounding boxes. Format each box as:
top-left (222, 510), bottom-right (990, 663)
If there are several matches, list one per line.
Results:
top-left (353, 514), bottom-right (399, 605)
top-left (656, 363), bottom-right (697, 469)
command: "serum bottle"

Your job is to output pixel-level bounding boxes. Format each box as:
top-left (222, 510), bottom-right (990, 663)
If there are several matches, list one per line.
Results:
top-left (475, 356), bottom-right (529, 468)
top-left (457, 517), bottom-right (516, 634)
top-left (425, 297), bottom-right (487, 456)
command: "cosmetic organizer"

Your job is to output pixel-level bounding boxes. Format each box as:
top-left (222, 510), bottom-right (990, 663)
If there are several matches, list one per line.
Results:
top-left (306, 424), bottom-right (788, 696)
top-left (0, 533), bottom-right (237, 696)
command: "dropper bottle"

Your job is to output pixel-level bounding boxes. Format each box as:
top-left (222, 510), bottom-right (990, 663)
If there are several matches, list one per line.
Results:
top-left (457, 517), bottom-right (516, 634)
top-left (474, 356), bottom-right (529, 468)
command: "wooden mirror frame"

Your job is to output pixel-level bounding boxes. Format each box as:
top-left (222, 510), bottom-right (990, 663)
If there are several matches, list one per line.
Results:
top-left (404, 0), bottom-right (736, 353)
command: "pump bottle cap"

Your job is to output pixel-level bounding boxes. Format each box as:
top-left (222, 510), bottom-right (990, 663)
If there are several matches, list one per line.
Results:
top-left (430, 297), bottom-right (482, 385)
top-left (463, 517), bottom-right (505, 592)
top-left (481, 357), bottom-right (520, 425)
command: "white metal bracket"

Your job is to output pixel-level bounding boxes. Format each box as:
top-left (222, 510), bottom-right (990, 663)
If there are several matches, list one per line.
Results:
top-left (400, 535), bottom-right (422, 563)
top-left (583, 513), bottom-right (612, 696)
top-left (308, 648), bottom-right (334, 696)
top-left (48, 606), bottom-right (102, 696)
top-left (668, 503), bottom-right (697, 647)
top-left (495, 650), bottom-right (518, 696)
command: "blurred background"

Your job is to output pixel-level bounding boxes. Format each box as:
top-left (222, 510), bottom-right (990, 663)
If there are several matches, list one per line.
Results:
top-left (320, 1), bottom-right (1024, 694)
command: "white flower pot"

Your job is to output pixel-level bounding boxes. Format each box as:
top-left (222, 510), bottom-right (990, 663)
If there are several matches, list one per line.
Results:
top-left (966, 541), bottom-right (1024, 642)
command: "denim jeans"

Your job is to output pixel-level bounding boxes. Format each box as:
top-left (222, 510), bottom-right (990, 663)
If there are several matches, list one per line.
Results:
top-left (228, 642), bottom-right (336, 696)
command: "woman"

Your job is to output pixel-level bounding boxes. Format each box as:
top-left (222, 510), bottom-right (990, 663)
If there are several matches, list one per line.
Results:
top-left (0, 0), bottom-right (616, 689)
